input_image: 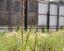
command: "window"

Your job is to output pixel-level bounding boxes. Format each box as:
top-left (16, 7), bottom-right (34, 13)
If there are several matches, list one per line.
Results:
top-left (0, 0), bottom-right (5, 11)
top-left (6, 0), bottom-right (12, 11)
top-left (27, 1), bottom-right (38, 25)
top-left (28, 2), bottom-right (38, 12)
top-left (15, 1), bottom-right (20, 12)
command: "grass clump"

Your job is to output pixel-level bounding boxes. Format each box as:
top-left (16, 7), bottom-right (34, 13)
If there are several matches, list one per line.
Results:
top-left (0, 29), bottom-right (64, 51)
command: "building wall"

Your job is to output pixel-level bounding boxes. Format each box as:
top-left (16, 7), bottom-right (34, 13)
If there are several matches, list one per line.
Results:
top-left (38, 2), bottom-right (64, 28)
top-left (0, 0), bottom-right (38, 26)
top-left (0, 0), bottom-right (24, 26)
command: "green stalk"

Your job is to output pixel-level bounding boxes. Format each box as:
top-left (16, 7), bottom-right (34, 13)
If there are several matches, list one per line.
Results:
top-left (25, 28), bottom-right (31, 48)
top-left (34, 32), bottom-right (37, 51)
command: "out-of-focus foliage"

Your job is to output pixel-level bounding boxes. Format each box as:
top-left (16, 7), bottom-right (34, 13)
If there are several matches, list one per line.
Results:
top-left (0, 29), bottom-right (64, 51)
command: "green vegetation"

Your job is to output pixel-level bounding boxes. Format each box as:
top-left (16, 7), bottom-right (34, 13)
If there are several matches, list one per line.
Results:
top-left (0, 29), bottom-right (64, 51)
